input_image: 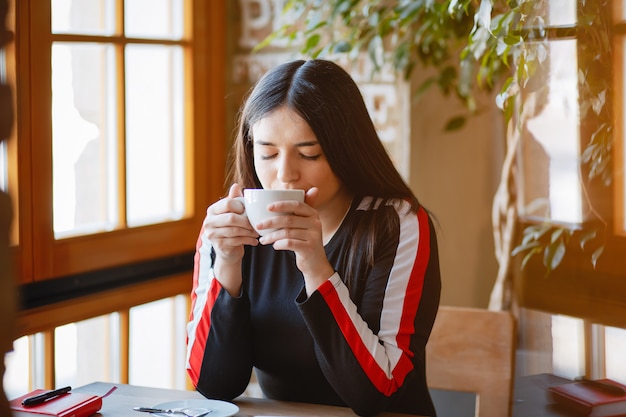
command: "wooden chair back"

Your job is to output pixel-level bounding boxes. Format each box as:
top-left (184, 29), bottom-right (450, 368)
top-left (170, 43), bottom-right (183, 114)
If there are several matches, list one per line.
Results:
top-left (426, 305), bottom-right (516, 417)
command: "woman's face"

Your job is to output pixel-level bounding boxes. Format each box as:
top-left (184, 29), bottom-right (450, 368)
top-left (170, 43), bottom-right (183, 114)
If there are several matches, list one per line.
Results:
top-left (250, 106), bottom-right (348, 213)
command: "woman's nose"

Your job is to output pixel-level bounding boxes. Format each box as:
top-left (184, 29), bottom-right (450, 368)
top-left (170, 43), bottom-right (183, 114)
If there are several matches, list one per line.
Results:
top-left (276, 155), bottom-right (299, 183)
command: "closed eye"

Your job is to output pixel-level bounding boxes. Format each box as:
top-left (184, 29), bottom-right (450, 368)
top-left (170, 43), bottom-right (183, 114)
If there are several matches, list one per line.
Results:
top-left (254, 140), bottom-right (322, 161)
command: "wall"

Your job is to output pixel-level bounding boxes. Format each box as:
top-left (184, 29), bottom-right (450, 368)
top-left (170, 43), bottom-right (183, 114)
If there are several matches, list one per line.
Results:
top-left (410, 71), bottom-right (505, 308)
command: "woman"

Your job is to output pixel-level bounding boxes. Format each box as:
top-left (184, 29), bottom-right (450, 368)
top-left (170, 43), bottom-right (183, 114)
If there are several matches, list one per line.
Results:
top-left (186, 59), bottom-right (441, 417)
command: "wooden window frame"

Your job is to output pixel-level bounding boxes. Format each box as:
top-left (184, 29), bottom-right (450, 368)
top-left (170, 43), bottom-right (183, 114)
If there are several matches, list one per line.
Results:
top-left (10, 0), bottom-right (227, 294)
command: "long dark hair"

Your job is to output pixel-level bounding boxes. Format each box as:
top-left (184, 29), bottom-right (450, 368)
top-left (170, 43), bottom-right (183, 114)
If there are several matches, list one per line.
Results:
top-left (228, 59), bottom-right (420, 210)
top-left (227, 59), bottom-right (424, 289)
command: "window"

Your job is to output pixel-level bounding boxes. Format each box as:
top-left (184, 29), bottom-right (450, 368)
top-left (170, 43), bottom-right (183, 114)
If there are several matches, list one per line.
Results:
top-left (517, 0), bottom-right (582, 225)
top-left (514, 0), bottom-right (626, 382)
top-left (8, 0), bottom-right (225, 290)
top-left (515, 0), bottom-right (625, 327)
top-left (3, 0), bottom-right (226, 393)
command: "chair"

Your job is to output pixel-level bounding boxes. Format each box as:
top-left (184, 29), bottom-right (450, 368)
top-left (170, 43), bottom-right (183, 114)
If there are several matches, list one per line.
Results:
top-left (426, 305), bottom-right (516, 417)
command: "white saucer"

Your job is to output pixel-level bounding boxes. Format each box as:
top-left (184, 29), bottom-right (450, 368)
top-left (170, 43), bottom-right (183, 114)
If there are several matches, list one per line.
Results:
top-left (151, 399), bottom-right (239, 417)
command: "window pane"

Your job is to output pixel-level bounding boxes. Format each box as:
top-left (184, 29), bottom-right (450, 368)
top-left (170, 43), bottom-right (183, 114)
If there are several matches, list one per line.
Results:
top-left (605, 326), bottom-right (626, 384)
top-left (1, 49), bottom-right (8, 191)
top-left (3, 336), bottom-right (30, 400)
top-left (125, 0), bottom-right (184, 40)
top-left (52, 43), bottom-right (119, 238)
top-left (519, 40), bottom-right (582, 224)
top-left (55, 316), bottom-right (119, 388)
top-left (125, 45), bottom-right (186, 227)
top-left (51, 0), bottom-right (116, 36)
top-left (0, 143), bottom-right (6, 192)
top-left (548, 0), bottom-right (577, 26)
top-left (129, 297), bottom-right (187, 389)
top-left (552, 315), bottom-right (584, 378)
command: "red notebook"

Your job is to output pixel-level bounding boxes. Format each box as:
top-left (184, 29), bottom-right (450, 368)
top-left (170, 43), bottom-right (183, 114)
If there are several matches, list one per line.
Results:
top-left (548, 379), bottom-right (626, 417)
top-left (10, 387), bottom-right (116, 417)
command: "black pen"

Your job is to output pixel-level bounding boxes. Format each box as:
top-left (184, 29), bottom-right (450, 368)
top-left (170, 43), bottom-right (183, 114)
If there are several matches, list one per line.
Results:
top-left (576, 377), bottom-right (626, 396)
top-left (22, 386), bottom-right (72, 406)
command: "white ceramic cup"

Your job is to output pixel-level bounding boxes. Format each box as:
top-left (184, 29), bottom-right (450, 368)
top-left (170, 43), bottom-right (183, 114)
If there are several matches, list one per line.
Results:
top-left (237, 189), bottom-right (305, 236)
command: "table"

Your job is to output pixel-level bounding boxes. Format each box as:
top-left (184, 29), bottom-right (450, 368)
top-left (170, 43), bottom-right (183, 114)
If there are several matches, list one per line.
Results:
top-left (11, 374), bottom-right (576, 417)
top-left (512, 373), bottom-right (575, 417)
top-left (51, 382), bottom-right (417, 417)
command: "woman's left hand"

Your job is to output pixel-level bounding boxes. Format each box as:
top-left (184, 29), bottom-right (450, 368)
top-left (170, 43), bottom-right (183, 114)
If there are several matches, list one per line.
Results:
top-left (256, 187), bottom-right (335, 295)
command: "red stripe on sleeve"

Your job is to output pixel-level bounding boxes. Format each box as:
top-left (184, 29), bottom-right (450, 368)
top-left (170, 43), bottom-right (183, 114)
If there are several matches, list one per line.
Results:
top-left (318, 206), bottom-right (431, 396)
top-left (187, 234), bottom-right (221, 386)
top-left (320, 283), bottom-right (396, 394)
top-left (393, 207), bottom-right (430, 373)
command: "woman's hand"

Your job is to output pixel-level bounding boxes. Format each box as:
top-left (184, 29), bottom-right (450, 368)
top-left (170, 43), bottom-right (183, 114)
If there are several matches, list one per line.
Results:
top-left (203, 183), bottom-right (259, 295)
top-left (256, 187), bottom-right (335, 295)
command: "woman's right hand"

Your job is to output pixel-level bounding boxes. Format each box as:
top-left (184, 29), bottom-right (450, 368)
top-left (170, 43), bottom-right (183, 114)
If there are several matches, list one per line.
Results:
top-left (203, 183), bottom-right (259, 295)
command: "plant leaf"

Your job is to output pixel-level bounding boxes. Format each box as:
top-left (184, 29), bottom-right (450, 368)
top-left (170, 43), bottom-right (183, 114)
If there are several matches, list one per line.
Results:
top-left (304, 34), bottom-right (321, 52)
top-left (511, 241), bottom-right (540, 257)
top-left (444, 116), bottom-right (466, 131)
top-left (413, 77), bottom-right (438, 102)
top-left (550, 228), bottom-right (564, 244)
top-left (579, 229), bottom-right (597, 250)
top-left (521, 247), bottom-right (542, 270)
top-left (543, 240), bottom-right (566, 272)
top-left (591, 246), bottom-right (604, 268)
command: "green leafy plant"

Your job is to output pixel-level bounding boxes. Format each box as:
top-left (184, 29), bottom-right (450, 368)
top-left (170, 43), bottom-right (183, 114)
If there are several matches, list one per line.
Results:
top-left (259, 0), bottom-right (486, 130)
top-left (261, 0), bottom-right (611, 277)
